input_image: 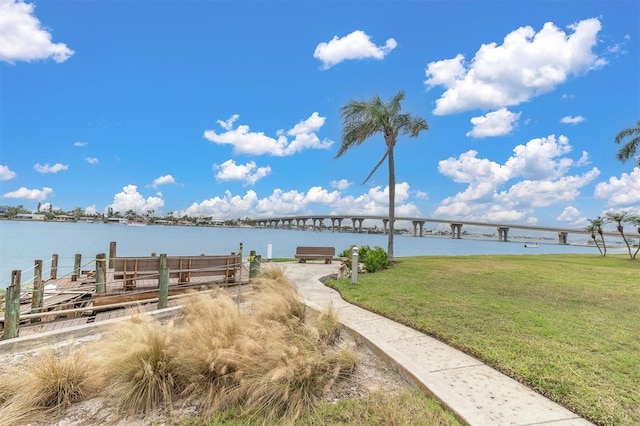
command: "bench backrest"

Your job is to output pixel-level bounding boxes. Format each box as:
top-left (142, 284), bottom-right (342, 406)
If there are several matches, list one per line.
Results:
top-left (166, 255), bottom-right (241, 277)
top-left (113, 254), bottom-right (241, 277)
top-left (113, 257), bottom-right (161, 273)
top-left (295, 246), bottom-right (335, 255)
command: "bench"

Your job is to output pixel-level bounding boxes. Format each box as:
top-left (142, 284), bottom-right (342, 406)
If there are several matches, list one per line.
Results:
top-left (112, 254), bottom-right (241, 290)
top-left (294, 246), bottom-right (335, 264)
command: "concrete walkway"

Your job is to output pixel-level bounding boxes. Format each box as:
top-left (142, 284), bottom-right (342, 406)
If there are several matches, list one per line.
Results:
top-left (283, 261), bottom-right (593, 426)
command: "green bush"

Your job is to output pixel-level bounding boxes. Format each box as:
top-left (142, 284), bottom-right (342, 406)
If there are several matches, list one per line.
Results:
top-left (339, 245), bottom-right (389, 273)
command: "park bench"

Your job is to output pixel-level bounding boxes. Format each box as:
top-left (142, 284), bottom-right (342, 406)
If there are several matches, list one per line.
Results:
top-left (112, 254), bottom-right (241, 290)
top-left (294, 246), bottom-right (335, 264)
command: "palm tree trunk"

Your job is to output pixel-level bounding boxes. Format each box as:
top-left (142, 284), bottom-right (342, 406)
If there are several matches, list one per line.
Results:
top-left (387, 145), bottom-right (395, 260)
top-left (617, 226), bottom-right (633, 258)
top-left (598, 230), bottom-right (607, 256)
top-left (591, 235), bottom-right (603, 256)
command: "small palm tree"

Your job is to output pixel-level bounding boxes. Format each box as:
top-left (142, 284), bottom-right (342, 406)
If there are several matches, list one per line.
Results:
top-left (591, 216), bottom-right (607, 256)
top-left (336, 90), bottom-right (428, 260)
top-left (584, 223), bottom-right (604, 256)
top-left (614, 120), bottom-right (640, 168)
top-left (605, 211), bottom-right (634, 259)
top-left (626, 215), bottom-right (640, 260)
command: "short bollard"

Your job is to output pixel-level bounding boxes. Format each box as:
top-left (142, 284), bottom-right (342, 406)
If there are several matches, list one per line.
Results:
top-left (249, 250), bottom-right (261, 278)
top-left (351, 246), bottom-right (358, 285)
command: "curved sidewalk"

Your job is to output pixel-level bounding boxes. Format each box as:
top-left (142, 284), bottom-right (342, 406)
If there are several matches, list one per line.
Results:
top-left (283, 261), bottom-right (593, 426)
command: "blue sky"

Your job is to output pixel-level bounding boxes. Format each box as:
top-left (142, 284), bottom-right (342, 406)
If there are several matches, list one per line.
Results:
top-left (1, 0), bottom-right (638, 229)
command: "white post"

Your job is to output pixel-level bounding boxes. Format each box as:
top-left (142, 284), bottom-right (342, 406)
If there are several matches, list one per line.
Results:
top-left (351, 246), bottom-right (358, 285)
top-left (267, 242), bottom-right (273, 260)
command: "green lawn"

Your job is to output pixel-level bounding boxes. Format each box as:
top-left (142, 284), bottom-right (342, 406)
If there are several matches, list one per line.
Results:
top-left (327, 254), bottom-right (640, 426)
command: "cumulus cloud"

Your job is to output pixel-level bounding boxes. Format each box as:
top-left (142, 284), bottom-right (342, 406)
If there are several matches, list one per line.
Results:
top-left (314, 30), bottom-right (397, 69)
top-left (435, 134), bottom-right (600, 222)
top-left (330, 179), bottom-right (352, 190)
top-left (85, 157), bottom-right (99, 164)
top-left (0, 0), bottom-right (74, 63)
top-left (594, 168), bottom-right (640, 208)
top-left (2, 186), bottom-right (53, 201)
top-left (214, 160), bottom-right (271, 185)
top-left (85, 205), bottom-right (97, 215)
top-left (34, 162), bottom-right (68, 173)
top-left (151, 174), bottom-right (176, 188)
top-left (466, 108), bottom-right (521, 138)
top-left (179, 182), bottom-right (419, 219)
top-left (425, 18), bottom-right (606, 115)
top-left (0, 164), bottom-right (16, 180)
top-left (204, 112), bottom-right (333, 156)
top-left (560, 115), bottom-right (585, 124)
top-left (108, 184), bottom-right (164, 214)
top-left (556, 205), bottom-right (587, 226)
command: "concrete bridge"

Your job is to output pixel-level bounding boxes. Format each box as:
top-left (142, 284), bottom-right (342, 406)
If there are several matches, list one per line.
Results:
top-left (254, 215), bottom-right (636, 245)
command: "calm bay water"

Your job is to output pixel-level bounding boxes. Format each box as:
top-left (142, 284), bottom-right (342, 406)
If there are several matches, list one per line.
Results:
top-left (0, 220), bottom-right (600, 288)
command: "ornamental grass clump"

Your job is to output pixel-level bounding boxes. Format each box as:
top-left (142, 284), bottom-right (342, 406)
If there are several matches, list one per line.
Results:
top-left (0, 348), bottom-right (101, 424)
top-left (174, 290), bottom-right (248, 412)
top-left (173, 267), bottom-right (359, 423)
top-left (97, 314), bottom-right (182, 415)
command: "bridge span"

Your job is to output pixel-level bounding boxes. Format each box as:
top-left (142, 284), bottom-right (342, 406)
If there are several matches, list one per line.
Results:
top-left (255, 215), bottom-right (635, 245)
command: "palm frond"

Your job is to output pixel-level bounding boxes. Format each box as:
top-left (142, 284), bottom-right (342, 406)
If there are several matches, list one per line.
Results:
top-left (362, 149), bottom-right (390, 185)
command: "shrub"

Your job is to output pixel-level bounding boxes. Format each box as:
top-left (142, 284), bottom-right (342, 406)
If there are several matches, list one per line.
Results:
top-left (339, 245), bottom-right (390, 273)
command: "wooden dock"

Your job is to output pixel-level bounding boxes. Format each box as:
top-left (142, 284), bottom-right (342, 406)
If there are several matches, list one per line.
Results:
top-left (2, 256), bottom-right (251, 339)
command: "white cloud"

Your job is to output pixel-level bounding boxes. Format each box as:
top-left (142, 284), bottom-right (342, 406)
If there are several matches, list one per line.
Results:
top-left (435, 134), bottom-right (600, 222)
top-left (0, 0), bottom-right (74, 63)
top-left (2, 186), bottom-right (53, 201)
top-left (179, 182), bottom-right (419, 219)
top-left (182, 190), bottom-right (260, 218)
top-left (314, 30), bottom-right (397, 69)
top-left (34, 162), bottom-right (68, 173)
top-left (330, 179), bottom-right (352, 190)
top-left (74, 141), bottom-right (87, 147)
top-left (594, 168), bottom-right (640, 207)
top-left (415, 190), bottom-right (429, 200)
top-left (85, 205), bottom-right (97, 215)
top-left (560, 115), bottom-right (585, 124)
top-left (204, 112), bottom-right (333, 156)
top-left (466, 108), bottom-right (521, 138)
top-left (556, 205), bottom-right (587, 226)
top-left (425, 18), bottom-right (606, 115)
top-left (0, 164), bottom-right (16, 180)
top-left (214, 160), bottom-right (271, 185)
top-left (85, 157), bottom-right (99, 164)
top-left (109, 184), bottom-right (164, 214)
top-left (505, 135), bottom-right (574, 180)
top-left (151, 174), bottom-right (176, 188)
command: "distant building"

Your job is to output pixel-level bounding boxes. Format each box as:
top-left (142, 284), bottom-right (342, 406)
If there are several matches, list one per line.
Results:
top-left (0, 208), bottom-right (7, 217)
top-left (16, 213), bottom-right (45, 221)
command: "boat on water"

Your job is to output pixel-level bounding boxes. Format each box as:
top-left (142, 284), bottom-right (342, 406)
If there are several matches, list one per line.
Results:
top-left (524, 242), bottom-right (539, 248)
top-left (126, 221), bottom-right (147, 227)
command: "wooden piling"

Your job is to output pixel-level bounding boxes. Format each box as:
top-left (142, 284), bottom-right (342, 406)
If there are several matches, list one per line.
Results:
top-left (158, 253), bottom-right (169, 309)
top-left (72, 253), bottom-right (82, 281)
top-left (96, 253), bottom-right (106, 294)
top-left (50, 254), bottom-right (58, 280)
top-left (3, 270), bottom-right (21, 339)
top-left (109, 241), bottom-right (117, 269)
top-left (31, 260), bottom-right (44, 323)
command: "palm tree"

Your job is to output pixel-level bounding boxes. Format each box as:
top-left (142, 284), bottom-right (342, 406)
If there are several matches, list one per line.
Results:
top-left (614, 120), bottom-right (640, 167)
top-left (336, 90), bottom-right (428, 260)
top-left (591, 216), bottom-right (607, 256)
top-left (626, 215), bottom-right (640, 260)
top-left (605, 211), bottom-right (633, 259)
top-left (584, 222), bottom-right (604, 256)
